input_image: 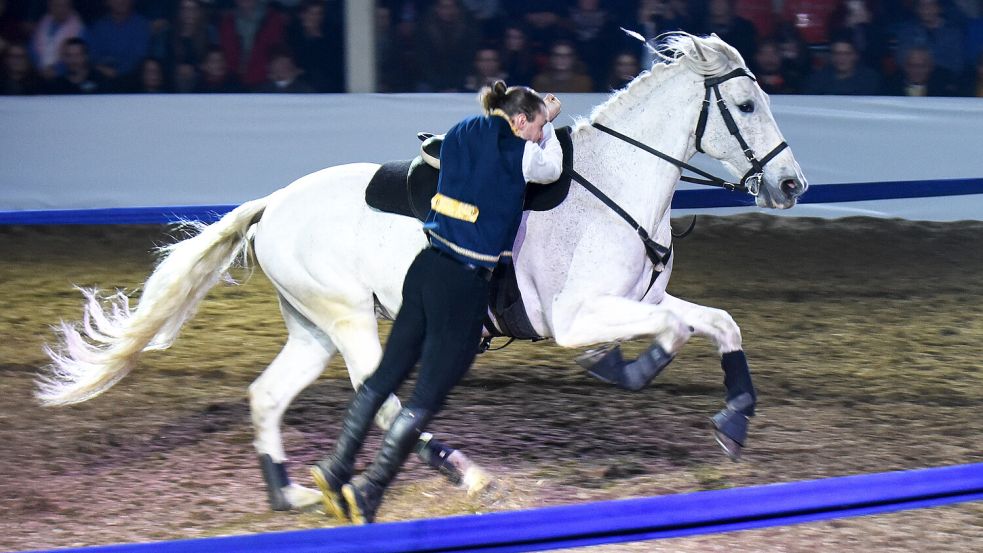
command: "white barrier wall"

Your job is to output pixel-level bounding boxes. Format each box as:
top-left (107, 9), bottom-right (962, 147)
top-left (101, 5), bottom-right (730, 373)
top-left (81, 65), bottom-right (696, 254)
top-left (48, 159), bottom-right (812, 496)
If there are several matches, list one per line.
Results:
top-left (1, 94), bottom-right (982, 220)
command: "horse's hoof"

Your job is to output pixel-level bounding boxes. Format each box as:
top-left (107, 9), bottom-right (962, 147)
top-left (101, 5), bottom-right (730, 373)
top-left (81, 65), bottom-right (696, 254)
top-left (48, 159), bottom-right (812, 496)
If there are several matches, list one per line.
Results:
top-left (713, 428), bottom-right (743, 462)
top-left (710, 402), bottom-right (750, 462)
top-left (282, 483), bottom-right (325, 512)
top-left (463, 466), bottom-right (494, 498)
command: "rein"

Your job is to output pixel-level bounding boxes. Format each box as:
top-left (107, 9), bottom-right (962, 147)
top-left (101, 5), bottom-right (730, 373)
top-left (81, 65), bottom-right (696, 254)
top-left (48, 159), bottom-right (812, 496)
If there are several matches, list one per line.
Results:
top-left (564, 67), bottom-right (789, 295)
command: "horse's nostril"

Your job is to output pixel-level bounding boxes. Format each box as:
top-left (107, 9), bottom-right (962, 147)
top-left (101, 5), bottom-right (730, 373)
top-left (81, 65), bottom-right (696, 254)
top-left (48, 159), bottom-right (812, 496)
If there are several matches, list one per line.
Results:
top-left (782, 179), bottom-right (800, 196)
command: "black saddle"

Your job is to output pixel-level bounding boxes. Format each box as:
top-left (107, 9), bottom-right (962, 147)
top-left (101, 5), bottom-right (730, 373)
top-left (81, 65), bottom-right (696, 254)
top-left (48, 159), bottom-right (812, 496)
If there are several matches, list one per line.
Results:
top-left (365, 126), bottom-right (574, 223)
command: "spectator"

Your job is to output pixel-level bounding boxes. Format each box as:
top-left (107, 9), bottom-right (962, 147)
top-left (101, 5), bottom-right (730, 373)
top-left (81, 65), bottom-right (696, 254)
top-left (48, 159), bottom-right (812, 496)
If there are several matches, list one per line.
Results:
top-left (774, 21), bottom-right (814, 88)
top-left (463, 44), bottom-right (507, 91)
top-left (565, 0), bottom-right (619, 90)
top-left (972, 51), bottom-right (983, 97)
top-left (883, 44), bottom-right (960, 95)
top-left (753, 39), bottom-right (802, 93)
top-left (196, 46), bottom-right (244, 92)
top-left (532, 39), bottom-right (593, 92)
top-left (219, 0), bottom-right (286, 89)
top-left (86, 0), bottom-right (151, 80)
top-left (828, 0), bottom-right (891, 73)
top-left (893, 0), bottom-right (966, 76)
top-left (624, 0), bottom-right (693, 68)
top-left (167, 0), bottom-right (214, 70)
top-left (783, 0), bottom-right (841, 46)
top-left (30, 0), bottom-right (85, 80)
top-left (45, 37), bottom-right (112, 93)
top-left (806, 37), bottom-right (882, 94)
top-left (460, 0), bottom-right (505, 36)
top-left (737, 0), bottom-right (778, 39)
top-left (516, 0), bottom-right (569, 68)
top-left (130, 56), bottom-right (168, 92)
top-left (287, 0), bottom-right (345, 92)
top-left (1, 42), bottom-right (41, 94)
top-left (1, 0), bottom-right (32, 58)
top-left (378, 0), bottom-right (425, 90)
top-left (172, 60), bottom-right (197, 92)
top-left (257, 49), bottom-right (314, 92)
top-left (499, 23), bottom-right (536, 85)
top-left (605, 50), bottom-right (641, 91)
top-left (698, 0), bottom-right (759, 63)
top-left (967, 15), bottom-right (983, 65)
top-left (374, 5), bottom-right (401, 91)
top-left (137, 0), bottom-right (175, 61)
top-left (414, 0), bottom-right (479, 91)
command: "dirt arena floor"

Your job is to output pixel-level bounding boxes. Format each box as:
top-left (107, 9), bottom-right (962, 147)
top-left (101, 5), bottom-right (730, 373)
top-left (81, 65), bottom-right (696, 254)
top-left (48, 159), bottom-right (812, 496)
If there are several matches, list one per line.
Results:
top-left (1, 214), bottom-right (982, 552)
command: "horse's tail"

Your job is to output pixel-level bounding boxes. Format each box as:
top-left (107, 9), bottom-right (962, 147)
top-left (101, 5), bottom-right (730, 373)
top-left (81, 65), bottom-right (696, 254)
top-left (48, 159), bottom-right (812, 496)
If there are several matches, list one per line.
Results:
top-left (35, 196), bottom-right (271, 406)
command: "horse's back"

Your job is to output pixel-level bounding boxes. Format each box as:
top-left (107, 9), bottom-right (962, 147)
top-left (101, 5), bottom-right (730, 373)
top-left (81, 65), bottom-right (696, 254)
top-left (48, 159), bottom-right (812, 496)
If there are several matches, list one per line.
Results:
top-left (254, 162), bottom-right (425, 319)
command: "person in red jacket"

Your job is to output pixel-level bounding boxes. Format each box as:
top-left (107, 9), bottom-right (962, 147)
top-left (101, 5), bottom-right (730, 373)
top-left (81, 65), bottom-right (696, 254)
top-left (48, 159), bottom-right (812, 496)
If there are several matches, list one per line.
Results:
top-left (218, 0), bottom-right (285, 90)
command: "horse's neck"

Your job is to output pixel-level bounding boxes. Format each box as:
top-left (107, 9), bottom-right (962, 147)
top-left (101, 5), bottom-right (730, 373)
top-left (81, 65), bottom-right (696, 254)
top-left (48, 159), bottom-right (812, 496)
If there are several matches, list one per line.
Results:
top-left (571, 69), bottom-right (703, 237)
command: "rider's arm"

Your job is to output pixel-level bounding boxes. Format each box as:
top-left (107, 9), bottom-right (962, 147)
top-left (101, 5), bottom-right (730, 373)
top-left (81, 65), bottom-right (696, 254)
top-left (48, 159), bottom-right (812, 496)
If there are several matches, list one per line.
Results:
top-left (522, 122), bottom-right (563, 184)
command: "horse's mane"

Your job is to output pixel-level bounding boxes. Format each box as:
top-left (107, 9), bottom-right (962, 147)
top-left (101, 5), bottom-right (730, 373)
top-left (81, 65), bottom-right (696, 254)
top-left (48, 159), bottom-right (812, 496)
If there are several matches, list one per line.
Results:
top-left (587, 32), bottom-right (748, 125)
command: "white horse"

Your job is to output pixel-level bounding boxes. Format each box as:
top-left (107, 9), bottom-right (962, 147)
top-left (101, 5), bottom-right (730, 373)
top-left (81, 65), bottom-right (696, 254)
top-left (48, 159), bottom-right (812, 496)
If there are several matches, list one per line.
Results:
top-left (36, 34), bottom-right (807, 512)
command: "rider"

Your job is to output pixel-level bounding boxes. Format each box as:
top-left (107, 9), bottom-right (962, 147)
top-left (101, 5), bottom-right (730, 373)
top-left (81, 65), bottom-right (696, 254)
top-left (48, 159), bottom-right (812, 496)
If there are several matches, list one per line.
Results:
top-left (311, 81), bottom-right (563, 524)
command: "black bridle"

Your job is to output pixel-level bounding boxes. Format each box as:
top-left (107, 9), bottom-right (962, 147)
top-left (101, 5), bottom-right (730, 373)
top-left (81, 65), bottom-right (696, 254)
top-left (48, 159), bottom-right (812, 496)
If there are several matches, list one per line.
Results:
top-left (693, 68), bottom-right (789, 195)
top-left (564, 67), bottom-right (790, 294)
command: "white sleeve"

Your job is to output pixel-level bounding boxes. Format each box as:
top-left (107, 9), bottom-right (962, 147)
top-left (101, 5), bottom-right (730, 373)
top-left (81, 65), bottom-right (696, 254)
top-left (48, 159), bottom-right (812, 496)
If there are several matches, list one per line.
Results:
top-left (521, 122), bottom-right (563, 184)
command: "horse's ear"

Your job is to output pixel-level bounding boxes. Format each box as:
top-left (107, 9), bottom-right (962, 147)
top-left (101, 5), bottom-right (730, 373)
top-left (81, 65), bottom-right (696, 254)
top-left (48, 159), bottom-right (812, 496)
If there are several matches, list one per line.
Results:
top-left (690, 37), bottom-right (707, 62)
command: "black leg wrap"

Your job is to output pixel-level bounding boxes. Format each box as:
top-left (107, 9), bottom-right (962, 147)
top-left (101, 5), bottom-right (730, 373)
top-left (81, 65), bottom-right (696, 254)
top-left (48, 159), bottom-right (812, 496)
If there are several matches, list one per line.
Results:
top-left (416, 433), bottom-right (463, 485)
top-left (258, 454), bottom-right (292, 511)
top-left (576, 342), bottom-right (675, 392)
top-left (345, 407), bottom-right (433, 524)
top-left (721, 350), bottom-right (756, 416)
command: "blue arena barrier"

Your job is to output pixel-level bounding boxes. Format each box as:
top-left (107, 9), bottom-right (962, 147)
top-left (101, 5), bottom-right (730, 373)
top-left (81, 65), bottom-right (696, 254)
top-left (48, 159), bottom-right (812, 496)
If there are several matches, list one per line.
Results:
top-left (1, 178), bottom-right (982, 225)
top-left (19, 462), bottom-right (983, 553)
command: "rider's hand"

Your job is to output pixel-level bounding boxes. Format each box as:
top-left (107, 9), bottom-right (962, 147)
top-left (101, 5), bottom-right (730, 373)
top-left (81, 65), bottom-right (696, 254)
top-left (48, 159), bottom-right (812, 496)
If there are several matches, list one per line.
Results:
top-left (544, 93), bottom-right (562, 122)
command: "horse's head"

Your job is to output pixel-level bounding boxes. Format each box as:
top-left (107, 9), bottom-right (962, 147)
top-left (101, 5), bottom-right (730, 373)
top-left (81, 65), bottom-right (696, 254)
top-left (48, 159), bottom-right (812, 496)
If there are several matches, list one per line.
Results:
top-left (661, 34), bottom-right (808, 209)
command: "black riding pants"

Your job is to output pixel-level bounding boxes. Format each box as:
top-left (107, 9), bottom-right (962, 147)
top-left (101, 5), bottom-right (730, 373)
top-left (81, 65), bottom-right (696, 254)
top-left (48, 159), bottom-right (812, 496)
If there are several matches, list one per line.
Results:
top-left (363, 247), bottom-right (490, 413)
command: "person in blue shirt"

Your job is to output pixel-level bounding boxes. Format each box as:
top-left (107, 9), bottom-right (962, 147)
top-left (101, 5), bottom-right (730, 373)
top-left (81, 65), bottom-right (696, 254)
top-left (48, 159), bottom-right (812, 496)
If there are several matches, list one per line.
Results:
top-left (311, 81), bottom-right (563, 524)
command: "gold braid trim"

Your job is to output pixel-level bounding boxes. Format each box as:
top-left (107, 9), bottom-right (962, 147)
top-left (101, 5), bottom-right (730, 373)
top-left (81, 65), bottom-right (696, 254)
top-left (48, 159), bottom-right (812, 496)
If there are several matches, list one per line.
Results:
top-left (489, 108), bottom-right (521, 137)
top-left (431, 193), bottom-right (479, 223)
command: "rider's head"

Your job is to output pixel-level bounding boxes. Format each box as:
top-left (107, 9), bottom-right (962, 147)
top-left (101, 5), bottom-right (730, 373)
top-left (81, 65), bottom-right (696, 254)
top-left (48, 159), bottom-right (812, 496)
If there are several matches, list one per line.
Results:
top-left (479, 80), bottom-right (549, 143)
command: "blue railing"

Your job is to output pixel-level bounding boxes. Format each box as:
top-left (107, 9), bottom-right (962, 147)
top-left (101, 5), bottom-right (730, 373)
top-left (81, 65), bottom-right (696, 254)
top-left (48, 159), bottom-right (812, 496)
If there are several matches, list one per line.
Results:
top-left (19, 462), bottom-right (983, 553)
top-left (2, 178), bottom-right (982, 225)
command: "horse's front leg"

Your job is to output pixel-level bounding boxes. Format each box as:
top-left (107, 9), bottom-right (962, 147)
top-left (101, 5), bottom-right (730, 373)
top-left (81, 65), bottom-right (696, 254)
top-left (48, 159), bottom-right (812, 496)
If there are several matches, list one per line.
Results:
top-left (552, 294), bottom-right (694, 390)
top-left (659, 293), bottom-right (756, 460)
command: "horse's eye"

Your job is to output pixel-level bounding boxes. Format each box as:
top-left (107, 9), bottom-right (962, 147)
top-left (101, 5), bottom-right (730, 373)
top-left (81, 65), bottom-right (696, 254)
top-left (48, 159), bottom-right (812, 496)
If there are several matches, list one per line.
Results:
top-left (738, 102), bottom-right (755, 113)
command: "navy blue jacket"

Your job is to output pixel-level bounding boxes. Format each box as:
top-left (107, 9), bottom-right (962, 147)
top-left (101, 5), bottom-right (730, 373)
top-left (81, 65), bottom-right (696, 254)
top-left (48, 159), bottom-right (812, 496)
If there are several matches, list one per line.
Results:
top-left (425, 113), bottom-right (527, 269)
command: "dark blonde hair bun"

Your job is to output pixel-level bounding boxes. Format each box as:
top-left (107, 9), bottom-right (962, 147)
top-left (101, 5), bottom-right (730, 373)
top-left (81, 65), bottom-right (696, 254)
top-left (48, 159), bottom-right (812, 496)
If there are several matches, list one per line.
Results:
top-left (478, 80), bottom-right (546, 121)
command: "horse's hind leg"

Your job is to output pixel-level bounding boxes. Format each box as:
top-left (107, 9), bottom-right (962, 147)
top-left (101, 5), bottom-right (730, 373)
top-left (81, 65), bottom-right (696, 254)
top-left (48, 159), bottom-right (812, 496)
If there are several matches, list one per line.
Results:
top-left (249, 296), bottom-right (336, 511)
top-left (659, 293), bottom-right (756, 460)
top-left (326, 307), bottom-right (493, 496)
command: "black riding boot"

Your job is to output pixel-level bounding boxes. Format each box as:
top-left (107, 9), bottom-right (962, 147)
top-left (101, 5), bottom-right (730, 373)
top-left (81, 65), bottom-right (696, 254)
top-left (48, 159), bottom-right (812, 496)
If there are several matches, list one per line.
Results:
top-left (343, 407), bottom-right (433, 524)
top-left (311, 383), bottom-right (386, 520)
